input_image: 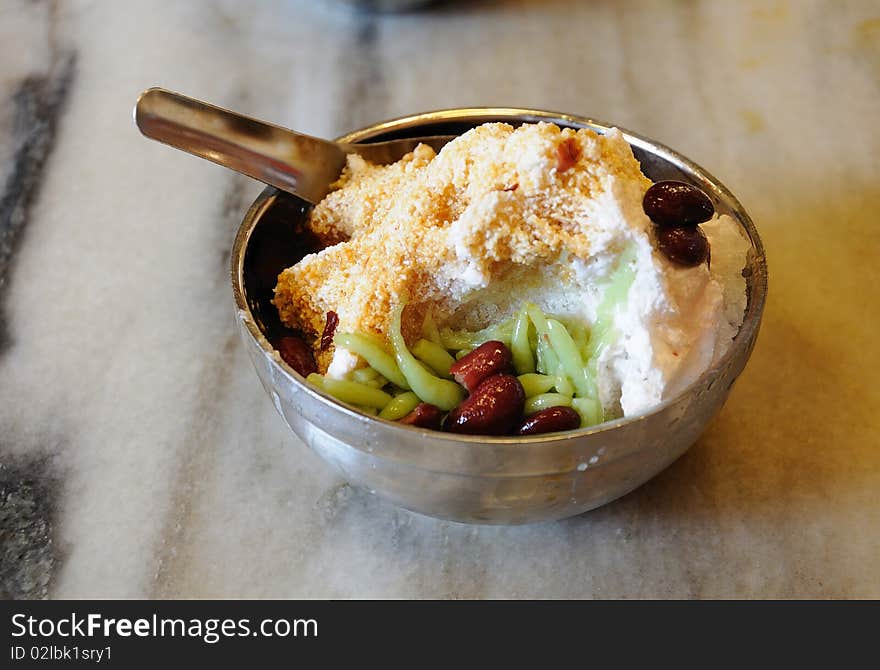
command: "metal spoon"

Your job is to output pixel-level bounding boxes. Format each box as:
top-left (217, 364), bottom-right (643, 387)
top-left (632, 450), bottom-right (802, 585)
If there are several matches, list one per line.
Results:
top-left (134, 88), bottom-right (455, 204)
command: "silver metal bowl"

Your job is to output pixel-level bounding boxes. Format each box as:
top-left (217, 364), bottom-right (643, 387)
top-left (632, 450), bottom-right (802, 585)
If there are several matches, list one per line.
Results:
top-left (230, 108), bottom-right (768, 524)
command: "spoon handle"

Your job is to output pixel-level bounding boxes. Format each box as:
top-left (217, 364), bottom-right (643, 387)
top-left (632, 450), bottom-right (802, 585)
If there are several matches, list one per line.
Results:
top-left (134, 88), bottom-right (348, 203)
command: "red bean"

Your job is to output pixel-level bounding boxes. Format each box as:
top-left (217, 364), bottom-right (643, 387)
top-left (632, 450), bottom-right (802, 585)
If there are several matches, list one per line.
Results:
top-left (517, 406), bottom-right (581, 436)
top-left (276, 336), bottom-right (317, 377)
top-left (449, 340), bottom-right (513, 393)
top-left (556, 138), bottom-right (580, 173)
top-left (320, 310), bottom-right (339, 351)
top-left (657, 226), bottom-right (711, 267)
top-left (643, 181), bottom-right (714, 228)
top-left (399, 403), bottom-right (445, 430)
top-left (444, 374), bottom-right (525, 436)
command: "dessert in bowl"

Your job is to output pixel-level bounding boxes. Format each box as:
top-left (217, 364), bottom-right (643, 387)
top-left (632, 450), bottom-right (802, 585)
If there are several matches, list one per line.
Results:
top-left (231, 108), bottom-right (767, 524)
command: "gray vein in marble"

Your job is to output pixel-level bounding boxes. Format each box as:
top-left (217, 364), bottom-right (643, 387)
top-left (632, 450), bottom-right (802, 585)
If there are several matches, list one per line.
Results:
top-left (0, 53), bottom-right (75, 352)
top-left (0, 456), bottom-right (60, 599)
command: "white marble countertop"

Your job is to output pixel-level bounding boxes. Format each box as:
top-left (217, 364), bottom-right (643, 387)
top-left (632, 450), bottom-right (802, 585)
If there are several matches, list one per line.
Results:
top-left (2, 0), bottom-right (878, 599)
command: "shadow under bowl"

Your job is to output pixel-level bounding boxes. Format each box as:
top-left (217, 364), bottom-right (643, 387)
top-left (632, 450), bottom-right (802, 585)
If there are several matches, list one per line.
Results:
top-left (230, 108), bottom-right (768, 525)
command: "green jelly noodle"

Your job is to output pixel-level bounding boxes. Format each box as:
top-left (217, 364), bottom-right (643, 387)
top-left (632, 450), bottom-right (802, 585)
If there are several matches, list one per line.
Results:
top-left (333, 332), bottom-right (410, 390)
top-left (379, 391), bottom-right (421, 420)
top-left (517, 373), bottom-right (556, 398)
top-left (411, 338), bottom-right (455, 378)
top-left (524, 393), bottom-right (573, 416)
top-left (389, 304), bottom-right (465, 411)
top-left (511, 308), bottom-right (535, 374)
top-left (309, 375), bottom-right (392, 410)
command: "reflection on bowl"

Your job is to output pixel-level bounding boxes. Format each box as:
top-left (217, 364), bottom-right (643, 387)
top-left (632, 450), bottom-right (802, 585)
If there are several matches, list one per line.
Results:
top-left (230, 108), bottom-right (767, 524)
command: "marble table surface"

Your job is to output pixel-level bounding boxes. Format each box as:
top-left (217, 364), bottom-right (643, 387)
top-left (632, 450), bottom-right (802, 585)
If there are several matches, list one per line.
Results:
top-left (1, 0), bottom-right (878, 599)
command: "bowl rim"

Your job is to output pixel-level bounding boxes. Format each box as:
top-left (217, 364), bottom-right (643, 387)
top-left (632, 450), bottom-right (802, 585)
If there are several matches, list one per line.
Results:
top-left (231, 107), bottom-right (768, 446)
